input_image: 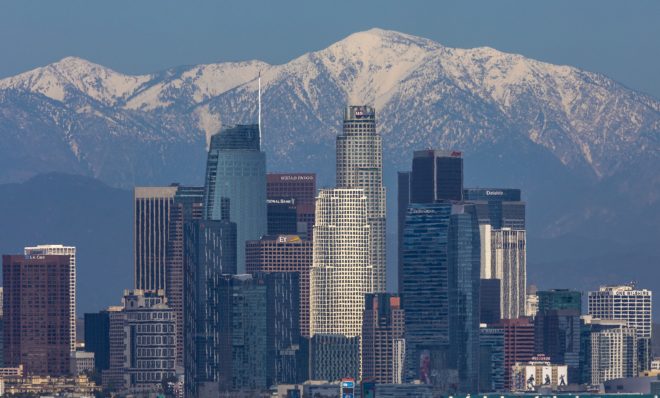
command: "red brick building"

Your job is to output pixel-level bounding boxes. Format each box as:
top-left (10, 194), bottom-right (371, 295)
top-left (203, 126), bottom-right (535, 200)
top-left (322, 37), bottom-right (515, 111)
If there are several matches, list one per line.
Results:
top-left (3, 254), bottom-right (72, 376)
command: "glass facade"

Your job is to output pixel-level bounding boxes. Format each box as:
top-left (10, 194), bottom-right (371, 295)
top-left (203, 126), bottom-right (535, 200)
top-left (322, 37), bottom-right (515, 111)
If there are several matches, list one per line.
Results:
top-left (204, 124), bottom-right (266, 273)
top-left (463, 188), bottom-right (525, 230)
top-left (401, 202), bottom-right (452, 384)
top-left (449, 207), bottom-right (481, 393)
top-left (410, 150), bottom-right (463, 203)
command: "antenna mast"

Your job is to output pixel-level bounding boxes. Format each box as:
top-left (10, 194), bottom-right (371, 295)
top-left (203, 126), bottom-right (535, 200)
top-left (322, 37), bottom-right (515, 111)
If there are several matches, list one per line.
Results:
top-left (258, 72), bottom-right (262, 148)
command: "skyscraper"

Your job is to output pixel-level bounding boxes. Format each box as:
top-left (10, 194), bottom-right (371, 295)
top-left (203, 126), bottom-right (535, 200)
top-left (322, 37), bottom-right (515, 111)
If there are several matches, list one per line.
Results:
top-left (336, 105), bottom-right (386, 292)
top-left (183, 214), bottom-right (237, 397)
top-left (266, 198), bottom-right (298, 236)
top-left (310, 189), bottom-right (371, 340)
top-left (463, 188), bottom-right (526, 230)
top-left (3, 254), bottom-right (72, 376)
top-left (166, 185), bottom-right (204, 367)
top-left (479, 325), bottom-right (505, 392)
top-left (246, 234), bottom-right (313, 337)
top-left (24, 244), bottom-right (76, 353)
top-left (267, 173), bottom-right (316, 239)
top-left (585, 318), bottom-right (638, 385)
top-left (401, 202), bottom-right (452, 384)
top-left (588, 284), bottom-right (652, 371)
top-left (537, 289), bottom-right (582, 313)
top-left (500, 318), bottom-right (535, 391)
top-left (134, 186), bottom-right (178, 291)
top-left (410, 149), bottom-right (463, 203)
top-left (204, 124), bottom-right (267, 272)
top-left (480, 225), bottom-right (527, 319)
top-left (361, 293), bottom-right (405, 384)
top-left (448, 206), bottom-right (481, 393)
top-left (397, 171), bottom-right (411, 293)
top-left (84, 310), bottom-right (111, 374)
top-left (480, 279), bottom-right (502, 325)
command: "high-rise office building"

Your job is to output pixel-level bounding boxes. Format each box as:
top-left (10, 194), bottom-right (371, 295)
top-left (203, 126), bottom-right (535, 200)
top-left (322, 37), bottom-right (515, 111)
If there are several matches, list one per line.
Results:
top-left (213, 273), bottom-right (303, 392)
top-left (479, 325), bottom-right (505, 392)
top-left (3, 254), bottom-right (71, 376)
top-left (204, 124), bottom-right (267, 273)
top-left (397, 171), bottom-right (411, 293)
top-left (401, 202), bottom-right (452, 384)
top-left (480, 225), bottom-right (527, 319)
top-left (266, 198), bottom-right (298, 236)
top-left (84, 311), bottom-right (111, 373)
top-left (310, 334), bottom-right (360, 382)
top-left (267, 173), bottom-right (316, 239)
top-left (361, 293), bottom-right (405, 384)
top-left (24, 244), bottom-right (76, 353)
top-left (538, 289), bottom-right (582, 314)
top-left (410, 149), bottom-right (463, 203)
top-left (500, 318), bottom-right (535, 391)
top-left (480, 279), bottom-right (502, 325)
top-left (463, 188), bottom-right (525, 229)
top-left (448, 207), bottom-right (481, 393)
top-left (588, 284), bottom-right (652, 371)
top-left (336, 105), bottom-right (386, 292)
top-left (183, 215), bottom-right (236, 397)
top-left (166, 185), bottom-right (204, 367)
top-left (246, 234), bottom-right (313, 337)
top-left (310, 188), bottom-right (371, 339)
top-left (534, 305), bottom-right (582, 382)
top-left (134, 186), bottom-right (178, 291)
top-left (104, 290), bottom-right (176, 393)
top-left (585, 318), bottom-right (638, 385)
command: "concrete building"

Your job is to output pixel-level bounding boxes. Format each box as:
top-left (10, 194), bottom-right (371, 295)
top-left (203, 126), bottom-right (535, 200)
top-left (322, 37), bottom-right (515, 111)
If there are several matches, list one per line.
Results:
top-left (500, 318), bottom-right (535, 390)
top-left (203, 124), bottom-right (267, 273)
top-left (70, 351), bottom-right (95, 375)
top-left (310, 189), bottom-right (371, 340)
top-left (246, 234), bottom-right (313, 337)
top-left (588, 284), bottom-right (652, 371)
top-left (104, 290), bottom-right (176, 393)
top-left (336, 105), bottom-right (386, 293)
top-left (586, 317), bottom-right (638, 385)
top-left (24, 244), bottom-right (77, 353)
top-left (361, 293), bottom-right (405, 384)
top-left (2, 254), bottom-right (72, 376)
top-left (134, 186), bottom-right (178, 291)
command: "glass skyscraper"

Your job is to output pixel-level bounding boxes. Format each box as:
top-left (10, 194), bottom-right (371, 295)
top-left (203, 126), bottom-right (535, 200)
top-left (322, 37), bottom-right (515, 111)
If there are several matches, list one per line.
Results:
top-left (410, 150), bottom-right (464, 203)
top-left (203, 124), bottom-right (266, 272)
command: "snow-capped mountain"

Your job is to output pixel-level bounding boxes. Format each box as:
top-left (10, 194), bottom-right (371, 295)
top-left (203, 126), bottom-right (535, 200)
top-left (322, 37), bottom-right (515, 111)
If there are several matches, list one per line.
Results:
top-left (0, 28), bottom-right (659, 239)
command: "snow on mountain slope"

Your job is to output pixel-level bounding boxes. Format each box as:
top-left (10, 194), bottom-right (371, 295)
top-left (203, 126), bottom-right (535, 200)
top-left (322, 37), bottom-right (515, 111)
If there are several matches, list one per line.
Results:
top-left (0, 28), bottom-right (658, 187)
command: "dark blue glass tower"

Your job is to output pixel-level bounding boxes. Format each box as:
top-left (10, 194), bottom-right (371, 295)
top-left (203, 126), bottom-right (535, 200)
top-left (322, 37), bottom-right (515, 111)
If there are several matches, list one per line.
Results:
top-left (448, 205), bottom-right (481, 393)
top-left (401, 202), bottom-right (452, 385)
top-left (204, 124), bottom-right (266, 272)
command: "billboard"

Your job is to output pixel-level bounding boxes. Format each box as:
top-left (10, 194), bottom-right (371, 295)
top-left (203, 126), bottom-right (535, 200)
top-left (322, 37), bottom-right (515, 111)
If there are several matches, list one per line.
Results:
top-left (557, 366), bottom-right (568, 387)
top-left (541, 366), bottom-right (552, 386)
top-left (524, 366), bottom-right (536, 391)
top-left (341, 379), bottom-right (355, 398)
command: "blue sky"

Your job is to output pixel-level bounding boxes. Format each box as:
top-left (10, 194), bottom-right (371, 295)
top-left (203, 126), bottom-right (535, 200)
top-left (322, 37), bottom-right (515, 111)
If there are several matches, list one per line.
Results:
top-left (1, 0), bottom-right (659, 98)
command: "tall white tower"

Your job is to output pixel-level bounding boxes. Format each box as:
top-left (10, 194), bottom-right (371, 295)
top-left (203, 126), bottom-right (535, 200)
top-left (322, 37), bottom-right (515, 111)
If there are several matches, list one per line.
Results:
top-left (24, 244), bottom-right (77, 352)
top-left (336, 105), bottom-right (386, 292)
top-left (310, 188), bottom-right (371, 338)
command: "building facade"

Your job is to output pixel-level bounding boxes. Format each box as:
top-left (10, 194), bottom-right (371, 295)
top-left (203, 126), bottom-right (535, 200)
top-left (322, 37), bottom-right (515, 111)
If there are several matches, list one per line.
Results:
top-left (246, 235), bottom-right (313, 337)
top-left (310, 189), bottom-right (371, 339)
top-left (588, 284), bottom-right (652, 370)
top-left (2, 254), bottom-right (71, 376)
top-left (361, 293), bottom-right (405, 384)
top-left (134, 186), bottom-right (178, 291)
top-left (203, 124), bottom-right (267, 273)
top-left (480, 226), bottom-right (527, 319)
top-left (166, 185), bottom-right (204, 367)
top-left (586, 318), bottom-right (638, 385)
top-left (24, 244), bottom-right (76, 353)
top-left (336, 105), bottom-right (386, 293)
top-left (267, 173), bottom-right (316, 240)
top-left (84, 310), bottom-right (111, 373)
top-left (463, 188), bottom-right (525, 230)
top-left (310, 334), bottom-right (360, 382)
top-left (410, 149), bottom-right (463, 203)
top-left (500, 318), bottom-right (535, 390)
top-left (479, 325), bottom-right (505, 392)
